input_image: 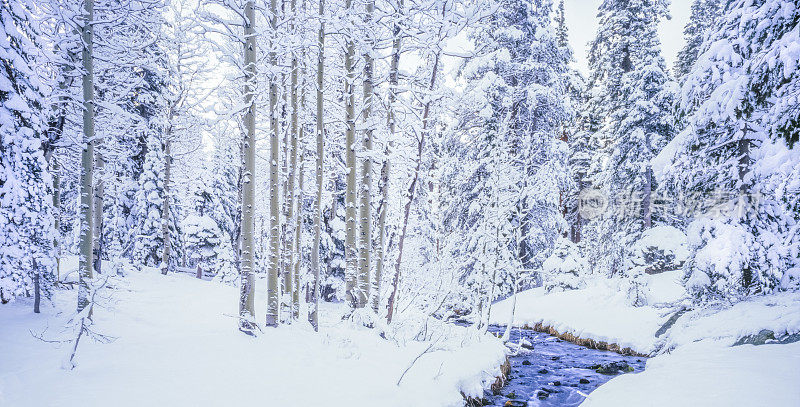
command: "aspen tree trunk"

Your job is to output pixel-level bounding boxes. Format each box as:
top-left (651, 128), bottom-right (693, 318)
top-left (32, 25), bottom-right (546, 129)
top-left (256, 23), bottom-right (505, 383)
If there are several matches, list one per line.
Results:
top-left (287, 0), bottom-right (301, 320)
top-left (92, 145), bottom-right (104, 275)
top-left (281, 47), bottom-right (291, 322)
top-left (239, 0), bottom-right (257, 332)
top-left (33, 260), bottom-right (41, 313)
top-left (343, 0), bottom-right (358, 310)
top-left (309, 0), bottom-right (325, 330)
top-left (293, 67), bottom-right (307, 320)
top-left (357, 0), bottom-right (375, 308)
top-left (266, 0), bottom-right (281, 327)
top-left (293, 125), bottom-right (304, 319)
top-left (52, 159), bottom-right (61, 282)
top-left (77, 0), bottom-right (95, 313)
top-left (373, 0), bottom-right (402, 314)
top-left (387, 47), bottom-right (442, 324)
top-left (161, 140), bottom-right (171, 274)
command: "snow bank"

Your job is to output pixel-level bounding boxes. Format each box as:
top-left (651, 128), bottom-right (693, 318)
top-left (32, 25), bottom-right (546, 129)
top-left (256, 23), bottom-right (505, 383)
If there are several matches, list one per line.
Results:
top-left (491, 270), bottom-right (800, 406)
top-left (490, 271), bottom-right (686, 354)
top-left (664, 291), bottom-right (800, 349)
top-left (0, 266), bottom-right (506, 407)
top-left (582, 340), bottom-right (800, 407)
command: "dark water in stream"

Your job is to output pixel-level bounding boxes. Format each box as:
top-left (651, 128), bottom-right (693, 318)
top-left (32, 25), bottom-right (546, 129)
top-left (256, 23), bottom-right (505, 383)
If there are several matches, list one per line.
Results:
top-left (482, 325), bottom-right (646, 406)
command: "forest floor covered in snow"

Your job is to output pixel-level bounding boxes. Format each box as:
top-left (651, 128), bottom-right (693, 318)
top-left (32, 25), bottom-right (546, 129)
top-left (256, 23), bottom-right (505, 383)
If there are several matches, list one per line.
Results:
top-left (0, 260), bottom-right (506, 407)
top-left (491, 271), bottom-right (800, 406)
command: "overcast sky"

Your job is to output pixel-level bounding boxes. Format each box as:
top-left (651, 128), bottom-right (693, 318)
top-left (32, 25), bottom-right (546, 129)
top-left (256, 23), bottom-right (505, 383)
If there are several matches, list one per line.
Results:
top-left (564, 0), bottom-right (694, 74)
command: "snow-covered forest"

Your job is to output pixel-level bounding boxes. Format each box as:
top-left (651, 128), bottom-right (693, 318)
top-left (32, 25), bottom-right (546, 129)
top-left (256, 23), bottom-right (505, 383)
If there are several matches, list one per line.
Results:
top-left (1, 0), bottom-right (798, 405)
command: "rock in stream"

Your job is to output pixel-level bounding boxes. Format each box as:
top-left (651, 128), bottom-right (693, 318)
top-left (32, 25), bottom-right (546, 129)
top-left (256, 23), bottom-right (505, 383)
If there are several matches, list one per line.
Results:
top-left (481, 325), bottom-right (646, 407)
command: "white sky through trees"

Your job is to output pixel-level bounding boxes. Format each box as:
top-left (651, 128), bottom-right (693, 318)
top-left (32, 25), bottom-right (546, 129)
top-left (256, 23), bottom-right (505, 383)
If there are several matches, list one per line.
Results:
top-left (565, 0), bottom-right (693, 74)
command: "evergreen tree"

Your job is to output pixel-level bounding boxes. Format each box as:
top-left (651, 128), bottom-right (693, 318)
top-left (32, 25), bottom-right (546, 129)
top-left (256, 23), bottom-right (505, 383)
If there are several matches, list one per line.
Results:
top-left (0, 0), bottom-right (55, 306)
top-left (664, 0), bottom-right (800, 302)
top-left (132, 133), bottom-right (165, 267)
top-left (445, 0), bottom-right (572, 316)
top-left (581, 0), bottom-right (673, 278)
top-left (320, 176), bottom-right (346, 301)
top-left (184, 175), bottom-right (227, 278)
top-left (555, 0), bottom-right (588, 244)
top-left (674, 0), bottom-right (721, 81)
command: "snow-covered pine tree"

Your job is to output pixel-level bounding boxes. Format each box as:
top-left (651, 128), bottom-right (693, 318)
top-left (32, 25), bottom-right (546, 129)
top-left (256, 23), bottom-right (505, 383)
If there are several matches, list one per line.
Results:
top-left (208, 137), bottom-right (240, 282)
top-left (543, 237), bottom-right (587, 292)
top-left (606, 17), bottom-right (677, 305)
top-left (674, 0), bottom-right (721, 81)
top-left (556, 0), bottom-right (588, 245)
top-left (445, 0), bottom-right (572, 318)
top-left (184, 176), bottom-right (227, 278)
top-left (320, 176), bottom-right (346, 301)
top-left (581, 0), bottom-right (673, 279)
top-left (132, 133), bottom-right (165, 268)
top-left (663, 0), bottom-right (800, 303)
top-left (0, 0), bottom-right (55, 308)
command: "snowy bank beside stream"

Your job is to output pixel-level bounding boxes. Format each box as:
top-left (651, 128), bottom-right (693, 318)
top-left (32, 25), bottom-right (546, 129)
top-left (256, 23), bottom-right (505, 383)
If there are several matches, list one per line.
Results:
top-left (490, 270), bottom-right (800, 406)
top-left (489, 271), bottom-right (686, 354)
top-left (582, 340), bottom-right (800, 407)
top-left (0, 263), bottom-right (507, 407)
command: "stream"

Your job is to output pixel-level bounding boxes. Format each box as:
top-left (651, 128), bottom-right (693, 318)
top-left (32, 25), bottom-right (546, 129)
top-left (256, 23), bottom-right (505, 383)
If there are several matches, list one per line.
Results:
top-left (482, 325), bottom-right (646, 406)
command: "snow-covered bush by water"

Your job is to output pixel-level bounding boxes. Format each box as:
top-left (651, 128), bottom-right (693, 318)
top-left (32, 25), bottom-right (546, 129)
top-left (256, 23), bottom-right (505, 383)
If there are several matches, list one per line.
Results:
top-left (625, 226), bottom-right (688, 275)
top-left (543, 237), bottom-right (587, 293)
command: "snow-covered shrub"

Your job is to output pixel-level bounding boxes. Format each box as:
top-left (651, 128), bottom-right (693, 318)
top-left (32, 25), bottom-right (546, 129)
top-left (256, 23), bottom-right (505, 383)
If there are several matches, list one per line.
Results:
top-left (618, 268), bottom-right (652, 307)
top-left (781, 268), bottom-right (800, 291)
top-left (183, 214), bottom-right (223, 276)
top-left (183, 177), bottom-right (235, 281)
top-left (617, 227), bottom-right (688, 307)
top-left (626, 226), bottom-right (689, 275)
top-left (543, 238), bottom-right (587, 293)
top-left (683, 219), bottom-right (755, 303)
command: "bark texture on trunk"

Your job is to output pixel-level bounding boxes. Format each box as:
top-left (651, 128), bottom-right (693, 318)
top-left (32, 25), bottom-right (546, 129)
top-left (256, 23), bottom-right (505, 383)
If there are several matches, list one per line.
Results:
top-left (309, 0), bottom-right (325, 330)
top-left (78, 0), bottom-right (95, 313)
top-left (357, 0), bottom-right (375, 309)
top-left (343, 0), bottom-right (358, 310)
top-left (161, 140), bottom-right (172, 274)
top-left (285, 0), bottom-right (301, 321)
top-left (266, 0), bottom-right (281, 327)
top-left (373, 0), bottom-right (403, 314)
top-left (239, 0), bottom-right (257, 332)
top-left (387, 46), bottom-right (441, 324)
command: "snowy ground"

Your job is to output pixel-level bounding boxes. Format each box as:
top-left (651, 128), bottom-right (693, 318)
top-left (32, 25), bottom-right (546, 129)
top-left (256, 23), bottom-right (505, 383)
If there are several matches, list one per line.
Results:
top-left (490, 271), bottom-right (687, 354)
top-left (583, 340), bottom-right (800, 406)
top-left (0, 260), bottom-right (506, 407)
top-left (491, 271), bottom-right (800, 406)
